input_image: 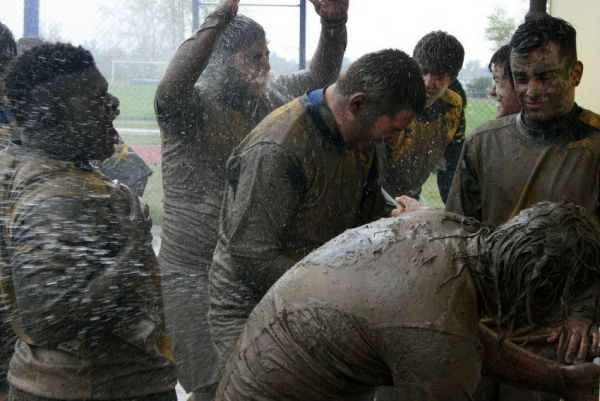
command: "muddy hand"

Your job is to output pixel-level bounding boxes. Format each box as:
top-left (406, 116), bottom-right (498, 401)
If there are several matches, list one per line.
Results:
top-left (391, 195), bottom-right (423, 217)
top-left (548, 316), bottom-right (599, 364)
top-left (216, 0), bottom-right (239, 16)
top-left (308, 0), bottom-right (349, 23)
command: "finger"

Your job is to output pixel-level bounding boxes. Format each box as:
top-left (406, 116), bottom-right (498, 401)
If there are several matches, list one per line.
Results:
top-left (591, 329), bottom-right (600, 357)
top-left (394, 197), bottom-right (406, 209)
top-left (390, 206), bottom-right (405, 217)
top-left (565, 331), bottom-right (581, 364)
top-left (578, 330), bottom-right (590, 362)
top-left (547, 328), bottom-right (560, 343)
top-left (556, 331), bottom-right (567, 363)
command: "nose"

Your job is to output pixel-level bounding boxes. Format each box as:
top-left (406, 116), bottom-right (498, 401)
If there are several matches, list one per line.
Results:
top-left (107, 93), bottom-right (120, 117)
top-left (422, 74), bottom-right (440, 91)
top-left (526, 79), bottom-right (542, 99)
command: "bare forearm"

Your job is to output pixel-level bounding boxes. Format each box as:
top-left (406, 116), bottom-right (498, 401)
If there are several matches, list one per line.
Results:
top-left (480, 323), bottom-right (567, 395)
top-left (307, 23), bottom-right (347, 85)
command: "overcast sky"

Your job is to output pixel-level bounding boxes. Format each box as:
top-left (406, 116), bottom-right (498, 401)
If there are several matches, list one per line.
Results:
top-left (2, 0), bottom-right (529, 64)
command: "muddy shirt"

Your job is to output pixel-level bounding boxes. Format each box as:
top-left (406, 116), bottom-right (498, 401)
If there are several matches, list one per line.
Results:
top-left (382, 88), bottom-right (464, 200)
top-left (156, 70), bottom-right (333, 391)
top-left (446, 105), bottom-right (600, 227)
top-left (0, 143), bottom-right (175, 399)
top-left (216, 210), bottom-right (482, 401)
top-left (98, 139), bottom-right (152, 198)
top-left (209, 89), bottom-right (387, 363)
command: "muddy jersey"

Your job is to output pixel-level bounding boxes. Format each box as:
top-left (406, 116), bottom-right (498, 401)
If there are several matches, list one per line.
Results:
top-left (156, 71), bottom-right (344, 391)
top-left (209, 89), bottom-right (387, 365)
top-left (446, 105), bottom-right (600, 227)
top-left (99, 139), bottom-right (152, 198)
top-left (382, 88), bottom-right (464, 199)
top-left (216, 210), bottom-right (482, 401)
top-left (0, 143), bottom-right (175, 399)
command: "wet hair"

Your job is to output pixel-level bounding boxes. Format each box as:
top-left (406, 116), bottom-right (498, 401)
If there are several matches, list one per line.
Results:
top-left (474, 202), bottom-right (600, 335)
top-left (510, 15), bottom-right (577, 65)
top-left (337, 49), bottom-right (426, 117)
top-left (488, 45), bottom-right (512, 84)
top-left (16, 36), bottom-right (44, 54)
top-left (212, 15), bottom-right (265, 63)
top-left (413, 31), bottom-right (464, 79)
top-left (0, 22), bottom-right (17, 75)
top-left (5, 43), bottom-right (95, 124)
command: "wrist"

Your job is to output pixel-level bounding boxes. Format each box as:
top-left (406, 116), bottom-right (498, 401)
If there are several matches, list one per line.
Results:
top-left (321, 13), bottom-right (348, 30)
top-left (198, 9), bottom-right (235, 33)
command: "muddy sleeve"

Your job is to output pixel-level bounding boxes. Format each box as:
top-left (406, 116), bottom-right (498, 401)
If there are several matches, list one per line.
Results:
top-left (10, 196), bottom-right (147, 347)
top-left (270, 21), bottom-right (347, 101)
top-left (356, 153), bottom-right (388, 223)
top-left (445, 137), bottom-right (482, 221)
top-left (437, 106), bottom-right (466, 203)
top-left (220, 143), bottom-right (306, 294)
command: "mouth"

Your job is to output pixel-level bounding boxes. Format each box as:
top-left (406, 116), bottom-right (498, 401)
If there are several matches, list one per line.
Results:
top-left (526, 102), bottom-right (546, 112)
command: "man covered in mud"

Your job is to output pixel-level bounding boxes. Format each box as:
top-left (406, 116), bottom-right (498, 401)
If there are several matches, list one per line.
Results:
top-left (155, 0), bottom-right (349, 397)
top-left (0, 43), bottom-right (176, 401)
top-left (446, 15), bottom-right (600, 401)
top-left (209, 49), bottom-right (425, 374)
top-left (489, 44), bottom-right (520, 118)
top-left (382, 31), bottom-right (466, 203)
top-left (215, 202), bottom-right (600, 401)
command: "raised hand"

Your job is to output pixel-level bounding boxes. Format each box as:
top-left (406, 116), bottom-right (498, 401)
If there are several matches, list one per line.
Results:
top-left (308, 0), bottom-right (349, 23)
top-left (215, 0), bottom-right (240, 17)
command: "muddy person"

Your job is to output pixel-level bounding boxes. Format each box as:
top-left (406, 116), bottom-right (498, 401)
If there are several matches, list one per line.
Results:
top-left (489, 44), bottom-right (520, 118)
top-left (215, 202), bottom-right (600, 401)
top-left (446, 15), bottom-right (600, 401)
top-left (155, 0), bottom-right (350, 398)
top-left (382, 31), bottom-right (466, 203)
top-left (0, 43), bottom-right (176, 401)
top-left (208, 49), bottom-right (425, 382)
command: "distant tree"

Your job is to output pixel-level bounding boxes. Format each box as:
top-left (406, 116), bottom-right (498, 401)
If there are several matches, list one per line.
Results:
top-left (466, 76), bottom-right (493, 98)
top-left (485, 5), bottom-right (516, 49)
top-left (99, 0), bottom-right (192, 61)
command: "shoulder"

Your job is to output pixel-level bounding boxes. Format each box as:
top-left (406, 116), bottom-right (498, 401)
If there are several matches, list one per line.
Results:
top-left (579, 108), bottom-right (600, 131)
top-left (465, 114), bottom-right (516, 145)
top-left (441, 88), bottom-right (463, 110)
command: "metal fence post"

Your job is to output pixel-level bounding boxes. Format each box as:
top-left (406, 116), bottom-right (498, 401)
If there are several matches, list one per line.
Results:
top-left (192, 0), bottom-right (200, 31)
top-left (24, 0), bottom-right (40, 38)
top-left (299, 0), bottom-right (306, 70)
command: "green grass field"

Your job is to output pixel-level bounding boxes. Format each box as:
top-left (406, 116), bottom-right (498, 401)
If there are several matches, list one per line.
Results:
top-left (113, 82), bottom-right (498, 221)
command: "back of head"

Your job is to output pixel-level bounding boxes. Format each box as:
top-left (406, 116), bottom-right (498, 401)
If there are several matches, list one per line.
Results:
top-left (337, 49), bottom-right (426, 116)
top-left (510, 15), bottom-right (577, 64)
top-left (17, 36), bottom-right (45, 54)
top-left (481, 202), bottom-right (600, 328)
top-left (0, 22), bottom-right (17, 75)
top-left (5, 43), bottom-right (95, 125)
top-left (413, 31), bottom-right (464, 79)
top-left (488, 44), bottom-right (512, 79)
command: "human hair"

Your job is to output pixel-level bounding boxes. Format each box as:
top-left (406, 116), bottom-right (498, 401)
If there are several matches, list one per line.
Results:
top-left (473, 202), bottom-right (600, 336)
top-left (337, 49), bottom-right (426, 117)
top-left (0, 22), bottom-right (17, 75)
top-left (413, 31), bottom-right (464, 79)
top-left (212, 15), bottom-right (265, 63)
top-left (5, 43), bottom-right (95, 124)
top-left (16, 36), bottom-right (44, 54)
top-left (510, 15), bottom-right (577, 65)
top-left (488, 44), bottom-right (512, 83)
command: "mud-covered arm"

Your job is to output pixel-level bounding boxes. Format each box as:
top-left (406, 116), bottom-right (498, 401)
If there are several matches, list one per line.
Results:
top-left (155, 0), bottom-right (239, 107)
top-left (480, 323), bottom-right (600, 401)
top-left (445, 137), bottom-right (482, 220)
top-left (10, 196), bottom-right (150, 347)
top-left (219, 143), bottom-right (305, 294)
top-left (272, 0), bottom-right (348, 99)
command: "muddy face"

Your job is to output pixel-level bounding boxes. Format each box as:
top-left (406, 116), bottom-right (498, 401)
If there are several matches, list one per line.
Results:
top-left (421, 72), bottom-right (452, 108)
top-left (233, 39), bottom-right (271, 96)
top-left (490, 63), bottom-right (520, 118)
top-left (346, 108), bottom-right (416, 150)
top-left (510, 42), bottom-right (582, 122)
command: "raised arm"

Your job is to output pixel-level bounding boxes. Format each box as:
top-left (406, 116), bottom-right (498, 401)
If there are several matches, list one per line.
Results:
top-left (155, 0), bottom-right (239, 104)
top-left (274, 0), bottom-right (349, 98)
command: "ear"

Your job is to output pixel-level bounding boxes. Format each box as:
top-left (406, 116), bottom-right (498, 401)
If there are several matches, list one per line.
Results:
top-left (571, 60), bottom-right (583, 87)
top-left (348, 92), bottom-right (368, 115)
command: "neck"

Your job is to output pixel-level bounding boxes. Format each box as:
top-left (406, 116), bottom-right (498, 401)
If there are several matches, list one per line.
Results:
top-left (521, 104), bottom-right (580, 139)
top-left (324, 83), bottom-right (349, 145)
